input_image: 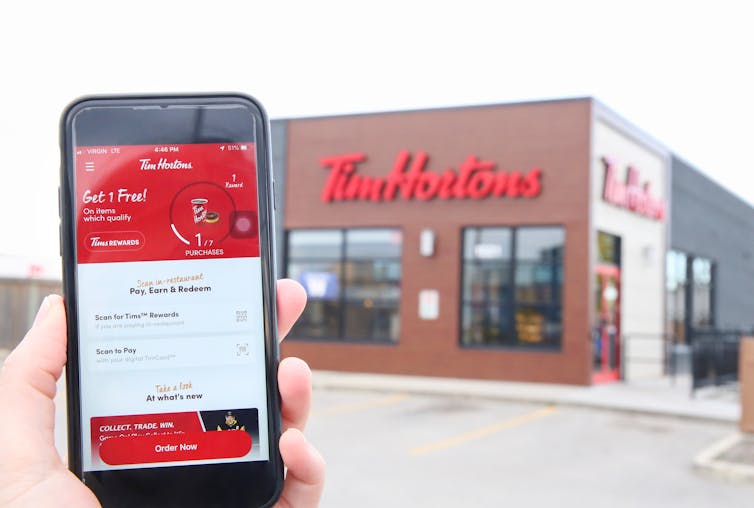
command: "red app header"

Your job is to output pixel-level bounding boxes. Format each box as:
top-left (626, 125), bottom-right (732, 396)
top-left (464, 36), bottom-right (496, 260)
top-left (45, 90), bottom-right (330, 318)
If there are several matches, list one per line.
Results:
top-left (75, 143), bottom-right (260, 263)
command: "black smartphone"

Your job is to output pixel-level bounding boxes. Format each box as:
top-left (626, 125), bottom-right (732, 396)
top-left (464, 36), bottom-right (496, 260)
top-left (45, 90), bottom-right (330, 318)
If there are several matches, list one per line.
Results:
top-left (59, 94), bottom-right (283, 507)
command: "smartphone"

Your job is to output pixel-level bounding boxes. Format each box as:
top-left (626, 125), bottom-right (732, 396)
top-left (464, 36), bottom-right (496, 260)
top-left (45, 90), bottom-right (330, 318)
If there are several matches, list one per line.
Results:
top-left (59, 94), bottom-right (282, 507)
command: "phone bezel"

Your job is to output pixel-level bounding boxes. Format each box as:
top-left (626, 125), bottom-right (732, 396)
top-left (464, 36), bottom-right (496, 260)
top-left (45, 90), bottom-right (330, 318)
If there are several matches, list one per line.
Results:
top-left (59, 94), bottom-right (283, 508)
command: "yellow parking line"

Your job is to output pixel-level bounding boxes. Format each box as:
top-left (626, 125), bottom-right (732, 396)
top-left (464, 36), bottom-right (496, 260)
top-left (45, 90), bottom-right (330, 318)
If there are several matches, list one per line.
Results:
top-left (313, 393), bottom-right (409, 417)
top-left (409, 405), bottom-right (558, 456)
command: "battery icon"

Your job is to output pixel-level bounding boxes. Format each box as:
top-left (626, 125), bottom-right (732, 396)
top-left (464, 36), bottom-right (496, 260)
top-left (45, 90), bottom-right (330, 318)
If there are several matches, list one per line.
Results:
top-left (240, 145), bottom-right (248, 151)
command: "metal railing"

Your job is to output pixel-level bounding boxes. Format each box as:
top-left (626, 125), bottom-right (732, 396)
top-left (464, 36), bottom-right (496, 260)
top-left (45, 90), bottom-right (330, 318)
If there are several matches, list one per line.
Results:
top-left (689, 329), bottom-right (747, 394)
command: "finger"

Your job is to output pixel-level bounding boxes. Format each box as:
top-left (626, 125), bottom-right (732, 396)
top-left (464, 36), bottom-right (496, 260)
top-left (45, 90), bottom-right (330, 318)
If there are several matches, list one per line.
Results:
top-left (278, 357), bottom-right (311, 431)
top-left (277, 429), bottom-right (325, 508)
top-left (1, 295), bottom-right (67, 399)
top-left (276, 279), bottom-right (306, 341)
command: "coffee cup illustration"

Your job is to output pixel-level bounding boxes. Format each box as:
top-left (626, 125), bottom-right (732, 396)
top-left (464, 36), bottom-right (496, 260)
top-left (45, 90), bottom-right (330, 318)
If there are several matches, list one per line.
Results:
top-left (191, 198), bottom-right (208, 223)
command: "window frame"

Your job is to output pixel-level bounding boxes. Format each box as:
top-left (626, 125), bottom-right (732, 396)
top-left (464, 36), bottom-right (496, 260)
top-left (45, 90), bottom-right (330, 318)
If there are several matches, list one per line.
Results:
top-left (284, 227), bottom-right (403, 344)
top-left (689, 254), bottom-right (716, 330)
top-left (459, 225), bottom-right (566, 352)
top-left (665, 249), bottom-right (717, 343)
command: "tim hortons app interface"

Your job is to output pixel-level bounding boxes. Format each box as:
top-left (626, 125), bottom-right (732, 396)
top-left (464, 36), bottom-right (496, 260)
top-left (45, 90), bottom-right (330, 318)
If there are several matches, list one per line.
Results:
top-left (75, 143), bottom-right (268, 471)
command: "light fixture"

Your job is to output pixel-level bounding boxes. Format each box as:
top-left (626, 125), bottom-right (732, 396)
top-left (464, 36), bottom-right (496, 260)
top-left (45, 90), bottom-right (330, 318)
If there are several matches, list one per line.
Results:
top-left (420, 229), bottom-right (435, 257)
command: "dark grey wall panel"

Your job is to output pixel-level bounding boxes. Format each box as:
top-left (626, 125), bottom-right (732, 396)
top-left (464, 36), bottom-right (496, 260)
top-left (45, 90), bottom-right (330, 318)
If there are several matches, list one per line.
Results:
top-left (670, 156), bottom-right (754, 330)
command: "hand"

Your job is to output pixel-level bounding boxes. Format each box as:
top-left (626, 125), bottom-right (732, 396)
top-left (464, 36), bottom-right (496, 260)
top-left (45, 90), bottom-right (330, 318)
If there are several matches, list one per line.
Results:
top-left (275, 280), bottom-right (326, 508)
top-left (0, 280), bottom-right (324, 507)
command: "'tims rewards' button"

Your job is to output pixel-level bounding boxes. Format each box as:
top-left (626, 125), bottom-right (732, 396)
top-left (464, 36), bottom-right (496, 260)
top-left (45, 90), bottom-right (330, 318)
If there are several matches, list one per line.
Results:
top-left (85, 231), bottom-right (145, 252)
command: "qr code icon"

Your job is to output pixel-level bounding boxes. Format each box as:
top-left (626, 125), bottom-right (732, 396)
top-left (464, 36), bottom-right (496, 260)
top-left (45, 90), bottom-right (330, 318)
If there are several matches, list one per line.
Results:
top-left (236, 310), bottom-right (248, 322)
top-left (236, 343), bottom-right (249, 357)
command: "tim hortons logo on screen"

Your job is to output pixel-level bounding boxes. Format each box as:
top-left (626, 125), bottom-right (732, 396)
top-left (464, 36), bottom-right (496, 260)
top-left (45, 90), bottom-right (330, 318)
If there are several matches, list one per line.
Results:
top-left (319, 150), bottom-right (542, 203)
top-left (138, 158), bottom-right (193, 170)
top-left (601, 157), bottom-right (665, 220)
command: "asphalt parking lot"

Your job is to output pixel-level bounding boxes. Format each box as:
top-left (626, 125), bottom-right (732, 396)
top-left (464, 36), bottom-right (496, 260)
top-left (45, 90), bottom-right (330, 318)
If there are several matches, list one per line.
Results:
top-left (306, 388), bottom-right (754, 508)
top-left (38, 372), bottom-right (754, 507)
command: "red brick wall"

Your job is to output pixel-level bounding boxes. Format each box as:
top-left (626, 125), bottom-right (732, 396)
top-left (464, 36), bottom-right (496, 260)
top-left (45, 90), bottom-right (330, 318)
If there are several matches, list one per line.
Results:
top-left (281, 99), bottom-right (593, 385)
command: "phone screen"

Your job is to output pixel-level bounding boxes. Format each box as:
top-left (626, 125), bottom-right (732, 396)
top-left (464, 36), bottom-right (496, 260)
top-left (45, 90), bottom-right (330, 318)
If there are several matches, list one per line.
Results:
top-left (73, 140), bottom-right (268, 472)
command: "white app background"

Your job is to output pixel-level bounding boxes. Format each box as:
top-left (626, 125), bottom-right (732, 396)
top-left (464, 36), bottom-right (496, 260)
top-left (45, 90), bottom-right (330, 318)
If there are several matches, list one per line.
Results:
top-left (77, 257), bottom-right (268, 471)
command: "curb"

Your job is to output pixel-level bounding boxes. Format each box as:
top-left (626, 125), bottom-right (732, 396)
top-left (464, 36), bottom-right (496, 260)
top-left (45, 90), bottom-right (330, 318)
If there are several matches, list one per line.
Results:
top-left (311, 370), bottom-right (739, 424)
top-left (693, 434), bottom-right (754, 483)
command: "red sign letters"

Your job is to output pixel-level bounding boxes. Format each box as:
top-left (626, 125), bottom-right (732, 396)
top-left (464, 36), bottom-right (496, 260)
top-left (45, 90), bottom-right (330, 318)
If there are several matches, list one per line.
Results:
top-left (320, 150), bottom-right (542, 203)
top-left (601, 157), bottom-right (665, 220)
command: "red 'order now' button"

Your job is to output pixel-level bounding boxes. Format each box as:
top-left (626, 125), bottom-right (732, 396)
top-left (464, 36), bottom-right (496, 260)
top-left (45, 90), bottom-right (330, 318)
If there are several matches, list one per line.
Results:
top-left (100, 431), bottom-right (252, 465)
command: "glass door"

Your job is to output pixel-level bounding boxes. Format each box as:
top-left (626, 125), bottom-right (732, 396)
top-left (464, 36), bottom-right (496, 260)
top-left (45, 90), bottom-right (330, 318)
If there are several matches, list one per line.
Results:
top-left (593, 264), bottom-right (621, 383)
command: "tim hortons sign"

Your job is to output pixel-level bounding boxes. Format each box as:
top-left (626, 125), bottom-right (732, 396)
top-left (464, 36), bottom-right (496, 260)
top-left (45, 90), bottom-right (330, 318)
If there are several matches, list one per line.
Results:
top-left (601, 156), bottom-right (665, 220)
top-left (319, 150), bottom-right (542, 203)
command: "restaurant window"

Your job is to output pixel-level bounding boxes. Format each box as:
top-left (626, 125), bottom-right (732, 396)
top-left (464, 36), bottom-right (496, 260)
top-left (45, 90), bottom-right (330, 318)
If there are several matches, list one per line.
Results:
top-left (666, 250), bottom-right (688, 343)
top-left (665, 250), bottom-right (715, 342)
top-left (691, 257), bottom-right (714, 328)
top-left (597, 231), bottom-right (621, 266)
top-left (286, 229), bottom-right (401, 342)
top-left (462, 226), bottom-right (564, 349)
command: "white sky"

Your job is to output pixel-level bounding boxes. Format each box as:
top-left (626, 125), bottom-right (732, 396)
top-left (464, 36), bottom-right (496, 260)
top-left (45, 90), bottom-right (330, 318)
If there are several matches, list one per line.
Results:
top-left (1, 0), bottom-right (753, 261)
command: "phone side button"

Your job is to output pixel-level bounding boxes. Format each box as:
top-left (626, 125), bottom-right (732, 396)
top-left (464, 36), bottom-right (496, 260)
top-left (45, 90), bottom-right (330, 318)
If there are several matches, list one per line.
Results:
top-left (59, 224), bottom-right (63, 256)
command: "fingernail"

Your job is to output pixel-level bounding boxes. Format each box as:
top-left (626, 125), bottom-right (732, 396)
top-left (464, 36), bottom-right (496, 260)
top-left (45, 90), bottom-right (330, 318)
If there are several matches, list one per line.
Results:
top-left (32, 296), bottom-right (52, 327)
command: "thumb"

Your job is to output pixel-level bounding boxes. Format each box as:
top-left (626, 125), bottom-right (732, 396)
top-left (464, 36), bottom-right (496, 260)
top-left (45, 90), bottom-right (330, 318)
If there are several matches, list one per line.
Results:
top-left (0, 295), bottom-right (67, 399)
top-left (277, 429), bottom-right (325, 508)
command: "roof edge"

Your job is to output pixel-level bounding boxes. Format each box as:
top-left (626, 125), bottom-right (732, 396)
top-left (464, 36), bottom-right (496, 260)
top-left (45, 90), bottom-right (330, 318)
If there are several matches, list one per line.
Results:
top-left (270, 96), bottom-right (593, 122)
